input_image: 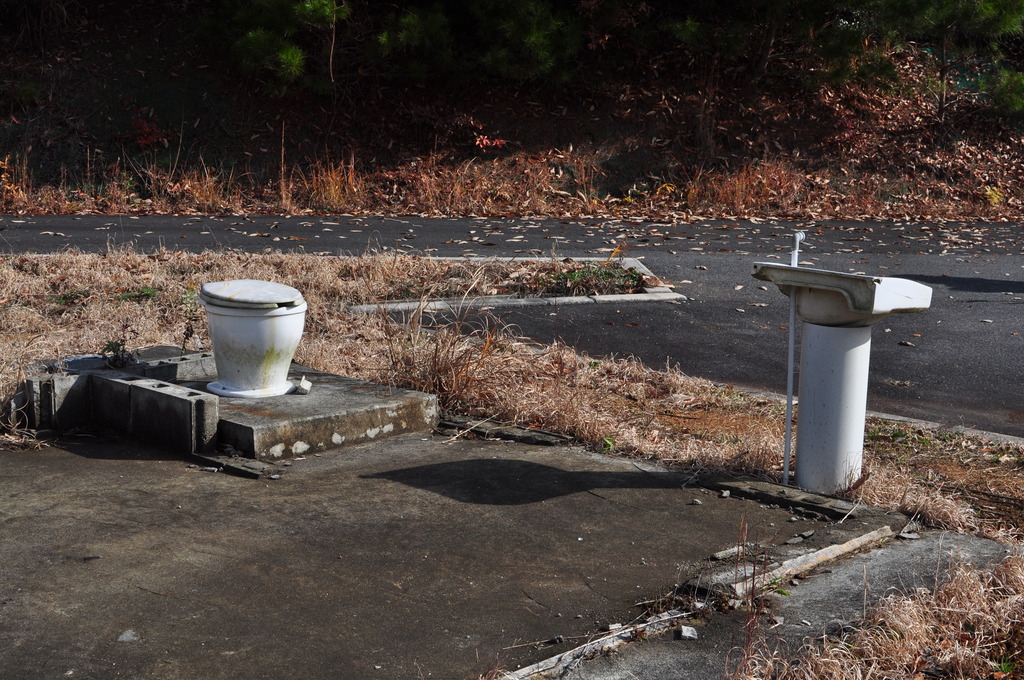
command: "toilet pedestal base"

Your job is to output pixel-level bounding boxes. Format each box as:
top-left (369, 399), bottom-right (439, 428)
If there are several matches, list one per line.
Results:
top-left (206, 380), bottom-right (295, 398)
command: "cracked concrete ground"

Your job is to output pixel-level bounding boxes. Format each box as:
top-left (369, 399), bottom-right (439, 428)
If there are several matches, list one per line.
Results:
top-left (0, 431), bottom-right (911, 679)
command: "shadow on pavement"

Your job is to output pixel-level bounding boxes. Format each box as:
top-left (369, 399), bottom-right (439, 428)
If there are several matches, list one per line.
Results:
top-left (42, 434), bottom-right (185, 462)
top-left (908, 273), bottom-right (1024, 294)
top-left (364, 458), bottom-right (684, 504)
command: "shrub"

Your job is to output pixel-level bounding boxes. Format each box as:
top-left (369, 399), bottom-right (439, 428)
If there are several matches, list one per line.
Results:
top-left (986, 68), bottom-right (1024, 115)
top-left (375, 0), bottom-right (583, 81)
top-left (217, 0), bottom-right (350, 90)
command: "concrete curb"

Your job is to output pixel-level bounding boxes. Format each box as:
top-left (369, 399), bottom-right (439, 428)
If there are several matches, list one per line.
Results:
top-left (343, 257), bottom-right (687, 314)
top-left (730, 526), bottom-right (894, 599)
top-left (504, 524), bottom-right (897, 680)
top-left (502, 607), bottom-right (705, 680)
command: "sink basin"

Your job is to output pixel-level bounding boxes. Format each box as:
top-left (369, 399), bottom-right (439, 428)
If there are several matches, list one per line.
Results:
top-left (752, 263), bottom-right (932, 327)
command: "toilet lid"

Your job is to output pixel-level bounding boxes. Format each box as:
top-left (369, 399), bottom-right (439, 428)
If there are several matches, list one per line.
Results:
top-left (199, 279), bottom-right (304, 309)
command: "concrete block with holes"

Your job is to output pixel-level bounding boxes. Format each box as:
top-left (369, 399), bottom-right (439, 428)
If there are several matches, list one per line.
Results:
top-left (127, 378), bottom-right (219, 453)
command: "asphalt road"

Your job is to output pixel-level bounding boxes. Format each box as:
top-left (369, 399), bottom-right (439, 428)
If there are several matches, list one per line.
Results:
top-left (2, 213), bottom-right (1022, 436)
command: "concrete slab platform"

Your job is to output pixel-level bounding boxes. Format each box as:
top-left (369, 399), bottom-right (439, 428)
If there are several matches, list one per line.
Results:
top-left (206, 371), bottom-right (440, 460)
top-left (12, 346), bottom-right (438, 463)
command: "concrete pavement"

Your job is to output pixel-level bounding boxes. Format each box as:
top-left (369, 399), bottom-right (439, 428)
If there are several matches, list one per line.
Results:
top-left (2, 432), bottom-right (812, 679)
top-left (1, 430), bottom-right (1013, 680)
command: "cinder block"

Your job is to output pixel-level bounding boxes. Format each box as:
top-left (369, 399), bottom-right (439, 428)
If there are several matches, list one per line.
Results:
top-left (12, 373), bottom-right (92, 431)
top-left (193, 394), bottom-right (219, 452)
top-left (128, 379), bottom-right (218, 453)
top-left (139, 353), bottom-right (217, 382)
top-left (42, 373), bottom-right (91, 431)
top-left (9, 377), bottom-right (43, 429)
top-left (89, 372), bottom-right (142, 435)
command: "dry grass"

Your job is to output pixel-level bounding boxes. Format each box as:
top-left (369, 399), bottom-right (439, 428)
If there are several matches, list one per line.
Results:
top-left (2, 249), bottom-right (1011, 541)
top-left (324, 149), bottom-right (599, 216)
top-left (0, 249), bottom-right (640, 376)
top-left (0, 155), bottom-right (30, 212)
top-left (737, 554), bottom-right (1024, 680)
top-left (1, 146), bottom-right (612, 217)
top-left (305, 157), bottom-right (364, 213)
top-left (0, 249), bottom-right (776, 475)
top-left (3, 132), bottom-right (1021, 219)
top-left (685, 161), bottom-right (810, 216)
top-left (852, 459), bottom-right (980, 533)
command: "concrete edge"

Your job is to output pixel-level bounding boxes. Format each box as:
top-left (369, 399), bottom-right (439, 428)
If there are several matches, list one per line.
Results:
top-left (343, 291), bottom-right (686, 314)
top-left (502, 607), bottom-right (704, 680)
top-left (730, 526), bottom-right (894, 599)
top-left (506, 525), bottom-right (896, 679)
top-left (437, 414), bottom-right (572, 446)
top-left (342, 256), bottom-right (686, 314)
top-left (696, 476), bottom-right (865, 522)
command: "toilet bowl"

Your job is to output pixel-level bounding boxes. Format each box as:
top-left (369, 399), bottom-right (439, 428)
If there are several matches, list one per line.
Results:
top-left (199, 279), bottom-right (307, 398)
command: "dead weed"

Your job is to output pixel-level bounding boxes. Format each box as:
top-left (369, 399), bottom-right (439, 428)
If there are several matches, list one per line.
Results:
top-left (1, 250), bottom-right (1019, 544)
top-left (737, 554), bottom-right (1024, 680)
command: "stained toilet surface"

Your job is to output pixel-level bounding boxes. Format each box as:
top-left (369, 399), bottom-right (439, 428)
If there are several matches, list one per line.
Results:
top-left (200, 279), bottom-right (308, 398)
top-left (200, 280), bottom-right (304, 309)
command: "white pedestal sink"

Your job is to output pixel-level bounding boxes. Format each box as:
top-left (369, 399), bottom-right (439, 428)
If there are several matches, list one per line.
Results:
top-left (752, 263), bottom-right (932, 495)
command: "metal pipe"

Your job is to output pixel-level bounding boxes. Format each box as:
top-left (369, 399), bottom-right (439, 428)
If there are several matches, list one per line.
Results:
top-left (782, 232), bottom-right (805, 486)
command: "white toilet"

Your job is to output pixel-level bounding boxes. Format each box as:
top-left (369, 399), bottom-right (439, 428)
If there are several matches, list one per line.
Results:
top-left (199, 279), bottom-right (307, 398)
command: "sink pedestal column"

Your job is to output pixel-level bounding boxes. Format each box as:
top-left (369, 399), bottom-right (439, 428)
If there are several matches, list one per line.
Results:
top-left (796, 323), bottom-right (872, 494)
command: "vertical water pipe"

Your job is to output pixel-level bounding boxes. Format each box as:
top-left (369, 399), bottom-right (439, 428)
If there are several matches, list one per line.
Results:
top-left (782, 231), bottom-right (805, 486)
